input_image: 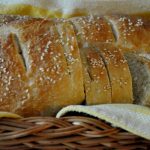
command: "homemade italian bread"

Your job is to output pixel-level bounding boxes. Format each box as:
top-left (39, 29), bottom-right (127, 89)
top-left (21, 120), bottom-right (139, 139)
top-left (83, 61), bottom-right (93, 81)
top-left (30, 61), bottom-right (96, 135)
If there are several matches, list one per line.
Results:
top-left (0, 14), bottom-right (149, 116)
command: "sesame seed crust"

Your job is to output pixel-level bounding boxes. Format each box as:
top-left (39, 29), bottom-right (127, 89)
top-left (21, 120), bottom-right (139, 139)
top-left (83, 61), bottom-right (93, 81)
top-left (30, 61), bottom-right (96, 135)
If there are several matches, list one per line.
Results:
top-left (0, 14), bottom-right (149, 115)
top-left (0, 16), bottom-right (84, 116)
top-left (106, 15), bottom-right (150, 53)
top-left (80, 47), bottom-right (111, 105)
top-left (70, 16), bottom-right (115, 47)
top-left (96, 44), bottom-right (133, 103)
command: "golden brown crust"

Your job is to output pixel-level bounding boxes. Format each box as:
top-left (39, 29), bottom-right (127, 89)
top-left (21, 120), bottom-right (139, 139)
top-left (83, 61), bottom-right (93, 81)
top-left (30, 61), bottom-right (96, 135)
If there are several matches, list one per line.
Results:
top-left (69, 16), bottom-right (113, 105)
top-left (1, 14), bottom-right (149, 116)
top-left (70, 16), bottom-right (115, 47)
top-left (96, 44), bottom-right (133, 103)
top-left (80, 47), bottom-right (111, 105)
top-left (106, 15), bottom-right (150, 53)
top-left (0, 33), bottom-right (29, 112)
top-left (0, 18), bottom-right (85, 116)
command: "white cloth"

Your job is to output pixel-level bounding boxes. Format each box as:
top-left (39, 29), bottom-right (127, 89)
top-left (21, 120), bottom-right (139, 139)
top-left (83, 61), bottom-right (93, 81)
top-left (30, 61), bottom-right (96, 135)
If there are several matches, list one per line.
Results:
top-left (57, 104), bottom-right (150, 140)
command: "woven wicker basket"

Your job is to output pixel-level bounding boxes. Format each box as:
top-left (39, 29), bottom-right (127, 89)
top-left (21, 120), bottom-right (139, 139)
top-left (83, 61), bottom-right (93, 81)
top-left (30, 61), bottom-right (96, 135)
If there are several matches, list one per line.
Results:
top-left (0, 115), bottom-right (149, 150)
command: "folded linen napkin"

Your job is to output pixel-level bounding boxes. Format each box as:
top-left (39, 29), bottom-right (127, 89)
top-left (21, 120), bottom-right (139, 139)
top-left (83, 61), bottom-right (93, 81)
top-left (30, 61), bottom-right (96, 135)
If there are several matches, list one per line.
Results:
top-left (57, 104), bottom-right (150, 140)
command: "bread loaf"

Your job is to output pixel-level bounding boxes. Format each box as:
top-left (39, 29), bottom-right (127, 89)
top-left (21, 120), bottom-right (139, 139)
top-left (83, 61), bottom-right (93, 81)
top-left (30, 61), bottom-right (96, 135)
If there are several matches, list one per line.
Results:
top-left (0, 16), bottom-right (84, 116)
top-left (0, 14), bottom-right (149, 116)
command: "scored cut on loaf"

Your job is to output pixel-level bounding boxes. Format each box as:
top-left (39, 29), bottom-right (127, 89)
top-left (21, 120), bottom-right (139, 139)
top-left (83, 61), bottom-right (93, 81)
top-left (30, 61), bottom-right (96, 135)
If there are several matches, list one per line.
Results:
top-left (80, 47), bottom-right (111, 105)
top-left (69, 15), bottom-right (115, 48)
top-left (0, 33), bottom-right (29, 113)
top-left (95, 44), bottom-right (133, 103)
top-left (0, 17), bottom-right (85, 116)
top-left (105, 15), bottom-right (150, 53)
top-left (125, 53), bottom-right (150, 106)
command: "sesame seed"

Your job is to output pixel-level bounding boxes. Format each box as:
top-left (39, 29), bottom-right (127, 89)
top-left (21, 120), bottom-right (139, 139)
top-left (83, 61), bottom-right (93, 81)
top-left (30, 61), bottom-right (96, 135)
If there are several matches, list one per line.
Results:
top-left (124, 81), bottom-right (127, 85)
top-left (131, 29), bottom-right (135, 32)
top-left (40, 55), bottom-right (44, 60)
top-left (112, 77), bottom-right (116, 81)
top-left (52, 80), bottom-right (56, 84)
top-left (21, 100), bottom-right (25, 105)
top-left (18, 74), bottom-right (21, 78)
top-left (29, 65), bottom-right (32, 69)
top-left (106, 40), bottom-right (110, 43)
top-left (22, 96), bottom-right (26, 99)
top-left (3, 93), bottom-right (7, 96)
top-left (3, 68), bottom-right (6, 73)
top-left (50, 52), bottom-right (54, 55)
top-left (58, 77), bottom-right (62, 81)
top-left (118, 17), bottom-right (126, 22)
top-left (114, 64), bottom-right (119, 67)
top-left (135, 18), bottom-right (143, 27)
top-left (55, 39), bottom-right (59, 43)
top-left (53, 57), bottom-right (57, 61)
top-left (72, 37), bottom-right (75, 41)
top-left (95, 80), bottom-right (99, 83)
top-left (77, 32), bottom-right (81, 35)
top-left (70, 45), bottom-right (74, 51)
top-left (51, 69), bottom-right (55, 73)
top-left (25, 89), bottom-right (29, 93)
top-left (44, 41), bottom-right (52, 52)
top-left (27, 93), bottom-right (30, 98)
top-left (5, 87), bottom-right (9, 91)
top-left (39, 67), bottom-right (44, 72)
top-left (129, 22), bottom-right (133, 26)
top-left (58, 53), bottom-right (61, 56)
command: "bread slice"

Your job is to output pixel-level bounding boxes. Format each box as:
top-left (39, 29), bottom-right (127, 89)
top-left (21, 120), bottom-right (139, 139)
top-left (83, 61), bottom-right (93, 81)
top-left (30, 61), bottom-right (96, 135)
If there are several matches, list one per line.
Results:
top-left (69, 16), bottom-right (113, 105)
top-left (69, 16), bottom-right (115, 48)
top-left (125, 53), bottom-right (150, 106)
top-left (105, 15), bottom-right (150, 53)
top-left (96, 44), bottom-right (133, 103)
top-left (80, 47), bottom-right (111, 105)
top-left (0, 18), bottom-right (85, 116)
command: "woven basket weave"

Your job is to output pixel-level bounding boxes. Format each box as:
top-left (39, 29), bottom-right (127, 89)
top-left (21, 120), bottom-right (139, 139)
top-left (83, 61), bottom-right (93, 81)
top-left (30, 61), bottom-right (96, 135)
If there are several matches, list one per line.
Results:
top-left (0, 116), bottom-right (149, 150)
